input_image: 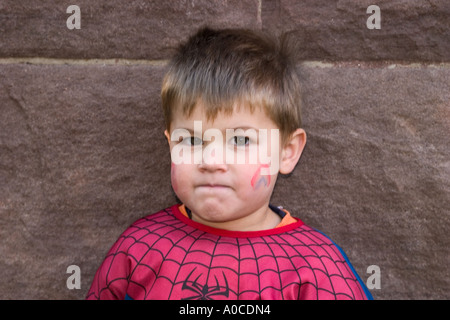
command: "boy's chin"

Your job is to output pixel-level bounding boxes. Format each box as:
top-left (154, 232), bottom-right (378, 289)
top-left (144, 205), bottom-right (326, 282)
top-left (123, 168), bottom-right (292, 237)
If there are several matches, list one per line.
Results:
top-left (190, 204), bottom-right (229, 223)
top-left (188, 202), bottom-right (245, 225)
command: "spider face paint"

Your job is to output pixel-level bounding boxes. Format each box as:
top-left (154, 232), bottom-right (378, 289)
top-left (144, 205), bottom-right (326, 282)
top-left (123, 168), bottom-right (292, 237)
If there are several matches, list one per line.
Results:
top-left (250, 164), bottom-right (271, 190)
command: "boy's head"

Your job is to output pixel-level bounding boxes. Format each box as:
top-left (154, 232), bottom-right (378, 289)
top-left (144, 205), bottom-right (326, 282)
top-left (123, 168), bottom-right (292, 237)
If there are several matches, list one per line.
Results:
top-left (161, 27), bottom-right (306, 231)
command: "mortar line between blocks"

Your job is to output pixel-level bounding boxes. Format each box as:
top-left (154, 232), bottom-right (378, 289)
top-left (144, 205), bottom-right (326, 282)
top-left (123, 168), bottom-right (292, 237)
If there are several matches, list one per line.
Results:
top-left (0, 58), bottom-right (449, 69)
top-left (0, 57), bottom-right (169, 66)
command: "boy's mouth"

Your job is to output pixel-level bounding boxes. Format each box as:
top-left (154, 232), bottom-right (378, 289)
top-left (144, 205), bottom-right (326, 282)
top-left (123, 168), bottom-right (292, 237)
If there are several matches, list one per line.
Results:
top-left (198, 184), bottom-right (228, 187)
top-left (196, 184), bottom-right (231, 190)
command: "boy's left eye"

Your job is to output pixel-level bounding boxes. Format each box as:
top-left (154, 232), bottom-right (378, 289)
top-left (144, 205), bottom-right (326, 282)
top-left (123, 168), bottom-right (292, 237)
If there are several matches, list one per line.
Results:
top-left (232, 136), bottom-right (250, 146)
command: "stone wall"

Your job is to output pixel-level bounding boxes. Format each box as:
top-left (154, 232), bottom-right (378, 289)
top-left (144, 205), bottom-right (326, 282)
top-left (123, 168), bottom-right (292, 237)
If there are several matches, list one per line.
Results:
top-left (0, 0), bottom-right (448, 300)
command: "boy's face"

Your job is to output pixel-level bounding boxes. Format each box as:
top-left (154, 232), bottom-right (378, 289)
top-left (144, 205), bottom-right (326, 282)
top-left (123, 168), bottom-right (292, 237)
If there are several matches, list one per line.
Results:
top-left (164, 102), bottom-right (305, 231)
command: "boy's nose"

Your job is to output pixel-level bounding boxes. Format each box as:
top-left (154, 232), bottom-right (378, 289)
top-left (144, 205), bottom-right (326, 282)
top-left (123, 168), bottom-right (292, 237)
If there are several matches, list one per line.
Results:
top-left (198, 141), bottom-right (228, 172)
top-left (198, 161), bottom-right (228, 172)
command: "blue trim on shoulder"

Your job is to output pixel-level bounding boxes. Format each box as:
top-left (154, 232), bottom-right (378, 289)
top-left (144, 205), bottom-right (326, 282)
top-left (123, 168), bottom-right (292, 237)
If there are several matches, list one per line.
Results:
top-left (125, 294), bottom-right (134, 300)
top-left (314, 228), bottom-right (374, 300)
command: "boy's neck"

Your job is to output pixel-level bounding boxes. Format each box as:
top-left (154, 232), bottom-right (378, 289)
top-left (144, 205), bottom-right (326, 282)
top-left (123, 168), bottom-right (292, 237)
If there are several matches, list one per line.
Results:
top-left (188, 204), bottom-right (282, 232)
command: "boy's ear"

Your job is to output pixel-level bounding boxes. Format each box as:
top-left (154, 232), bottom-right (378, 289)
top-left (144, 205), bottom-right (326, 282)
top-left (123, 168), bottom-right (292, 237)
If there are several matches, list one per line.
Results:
top-left (164, 130), bottom-right (171, 145)
top-left (279, 129), bottom-right (307, 175)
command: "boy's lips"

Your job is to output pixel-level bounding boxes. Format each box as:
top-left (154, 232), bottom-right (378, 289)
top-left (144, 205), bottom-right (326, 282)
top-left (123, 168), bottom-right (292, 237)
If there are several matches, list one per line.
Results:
top-left (196, 184), bottom-right (231, 190)
top-left (197, 184), bottom-right (229, 188)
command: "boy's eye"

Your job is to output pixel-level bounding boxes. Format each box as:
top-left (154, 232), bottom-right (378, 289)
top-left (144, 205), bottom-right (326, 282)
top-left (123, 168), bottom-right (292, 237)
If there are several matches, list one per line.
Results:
top-left (182, 136), bottom-right (203, 146)
top-left (232, 136), bottom-right (250, 146)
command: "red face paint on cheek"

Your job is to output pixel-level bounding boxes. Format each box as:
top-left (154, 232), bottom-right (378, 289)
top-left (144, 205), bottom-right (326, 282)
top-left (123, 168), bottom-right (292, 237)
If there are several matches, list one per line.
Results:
top-left (250, 164), bottom-right (271, 190)
top-left (171, 163), bottom-right (178, 193)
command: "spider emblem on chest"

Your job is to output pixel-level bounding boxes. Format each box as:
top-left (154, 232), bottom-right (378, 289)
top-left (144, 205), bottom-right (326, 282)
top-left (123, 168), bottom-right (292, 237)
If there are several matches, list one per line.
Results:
top-left (181, 267), bottom-right (230, 300)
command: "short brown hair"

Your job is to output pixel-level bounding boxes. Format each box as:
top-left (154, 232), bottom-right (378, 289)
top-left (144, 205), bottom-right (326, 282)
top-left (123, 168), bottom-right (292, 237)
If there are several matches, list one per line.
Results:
top-left (161, 27), bottom-right (303, 144)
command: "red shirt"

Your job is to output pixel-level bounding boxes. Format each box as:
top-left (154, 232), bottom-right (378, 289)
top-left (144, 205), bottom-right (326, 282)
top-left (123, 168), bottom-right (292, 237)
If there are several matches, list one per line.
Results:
top-left (86, 205), bottom-right (372, 300)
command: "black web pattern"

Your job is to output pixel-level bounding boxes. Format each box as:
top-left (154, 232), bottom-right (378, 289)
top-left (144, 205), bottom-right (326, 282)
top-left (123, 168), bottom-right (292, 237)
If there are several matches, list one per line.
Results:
top-left (87, 207), bottom-right (367, 300)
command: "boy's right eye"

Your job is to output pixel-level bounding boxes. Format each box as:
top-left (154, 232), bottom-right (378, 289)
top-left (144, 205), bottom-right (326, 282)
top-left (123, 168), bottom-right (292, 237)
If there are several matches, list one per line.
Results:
top-left (181, 136), bottom-right (203, 146)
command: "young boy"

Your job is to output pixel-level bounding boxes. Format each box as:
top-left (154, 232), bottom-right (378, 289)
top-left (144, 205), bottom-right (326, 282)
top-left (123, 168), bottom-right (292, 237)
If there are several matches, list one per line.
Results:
top-left (86, 27), bottom-right (372, 300)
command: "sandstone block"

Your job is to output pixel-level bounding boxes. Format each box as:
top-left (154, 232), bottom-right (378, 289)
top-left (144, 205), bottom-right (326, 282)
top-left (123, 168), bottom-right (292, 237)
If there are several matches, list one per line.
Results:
top-left (0, 0), bottom-right (260, 59)
top-left (0, 63), bottom-right (174, 299)
top-left (0, 61), bottom-right (448, 299)
top-left (262, 0), bottom-right (450, 62)
top-left (272, 62), bottom-right (450, 299)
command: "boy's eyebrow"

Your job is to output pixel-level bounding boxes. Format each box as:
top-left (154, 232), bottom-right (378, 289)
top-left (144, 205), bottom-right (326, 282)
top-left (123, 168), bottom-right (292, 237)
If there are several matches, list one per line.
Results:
top-left (171, 126), bottom-right (260, 133)
top-left (170, 127), bottom-right (196, 134)
top-left (228, 126), bottom-right (258, 131)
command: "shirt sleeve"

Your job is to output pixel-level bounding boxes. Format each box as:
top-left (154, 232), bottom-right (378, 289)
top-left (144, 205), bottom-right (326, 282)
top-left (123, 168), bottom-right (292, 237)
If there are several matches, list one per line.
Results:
top-left (85, 232), bottom-right (134, 300)
top-left (310, 228), bottom-right (374, 300)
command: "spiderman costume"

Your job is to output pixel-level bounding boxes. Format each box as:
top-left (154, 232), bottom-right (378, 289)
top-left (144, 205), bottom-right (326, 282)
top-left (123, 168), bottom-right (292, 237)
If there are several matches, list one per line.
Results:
top-left (86, 204), bottom-right (372, 300)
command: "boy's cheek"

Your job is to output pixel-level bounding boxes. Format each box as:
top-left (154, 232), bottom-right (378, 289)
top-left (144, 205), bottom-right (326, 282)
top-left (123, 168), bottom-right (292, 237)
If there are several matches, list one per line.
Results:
top-left (170, 163), bottom-right (192, 194)
top-left (170, 163), bottom-right (196, 193)
top-left (170, 163), bottom-right (178, 193)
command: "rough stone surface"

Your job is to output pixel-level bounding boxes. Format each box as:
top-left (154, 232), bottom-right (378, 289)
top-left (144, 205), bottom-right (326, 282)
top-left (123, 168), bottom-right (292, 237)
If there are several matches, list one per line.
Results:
top-left (0, 64), bottom-right (173, 299)
top-left (0, 0), bottom-right (261, 60)
top-left (272, 63), bottom-right (450, 300)
top-left (0, 62), bottom-right (448, 300)
top-left (262, 0), bottom-right (450, 62)
top-left (1, 1), bottom-right (449, 61)
top-left (0, 0), bottom-right (449, 301)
